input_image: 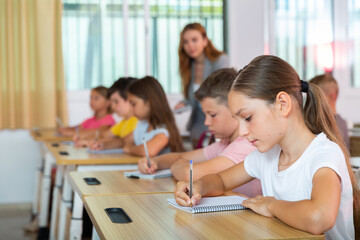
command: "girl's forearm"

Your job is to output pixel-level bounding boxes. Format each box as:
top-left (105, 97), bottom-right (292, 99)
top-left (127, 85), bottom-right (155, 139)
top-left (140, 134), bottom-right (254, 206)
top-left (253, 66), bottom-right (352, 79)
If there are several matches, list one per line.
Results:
top-left (268, 199), bottom-right (335, 235)
top-left (127, 145), bottom-right (146, 156)
top-left (170, 159), bottom-right (189, 181)
top-left (102, 138), bottom-right (124, 149)
top-left (198, 174), bottom-right (226, 197)
top-left (156, 153), bottom-right (182, 170)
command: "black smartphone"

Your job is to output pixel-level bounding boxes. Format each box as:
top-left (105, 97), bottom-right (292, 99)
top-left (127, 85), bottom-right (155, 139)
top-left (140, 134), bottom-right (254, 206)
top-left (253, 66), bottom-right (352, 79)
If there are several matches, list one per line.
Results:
top-left (105, 208), bottom-right (132, 223)
top-left (52, 143), bottom-right (59, 147)
top-left (83, 177), bottom-right (101, 185)
top-left (59, 151), bottom-right (69, 155)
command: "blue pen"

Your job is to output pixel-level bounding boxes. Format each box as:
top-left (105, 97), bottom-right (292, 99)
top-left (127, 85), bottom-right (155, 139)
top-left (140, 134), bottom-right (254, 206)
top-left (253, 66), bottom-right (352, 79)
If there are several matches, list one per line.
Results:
top-left (142, 137), bottom-right (151, 168)
top-left (189, 160), bottom-right (193, 207)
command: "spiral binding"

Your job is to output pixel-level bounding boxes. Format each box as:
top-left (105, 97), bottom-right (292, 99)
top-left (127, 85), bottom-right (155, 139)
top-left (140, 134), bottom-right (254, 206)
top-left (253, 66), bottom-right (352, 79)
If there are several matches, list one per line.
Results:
top-left (192, 204), bottom-right (245, 213)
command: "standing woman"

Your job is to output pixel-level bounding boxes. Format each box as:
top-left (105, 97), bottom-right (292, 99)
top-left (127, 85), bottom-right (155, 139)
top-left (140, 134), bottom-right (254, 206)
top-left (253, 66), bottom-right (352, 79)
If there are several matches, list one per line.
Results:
top-left (175, 23), bottom-right (229, 147)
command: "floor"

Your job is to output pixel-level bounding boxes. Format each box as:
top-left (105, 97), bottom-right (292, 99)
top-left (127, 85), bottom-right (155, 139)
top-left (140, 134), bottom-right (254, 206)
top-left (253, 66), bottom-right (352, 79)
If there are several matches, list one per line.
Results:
top-left (0, 204), bottom-right (93, 240)
top-left (0, 204), bottom-right (37, 240)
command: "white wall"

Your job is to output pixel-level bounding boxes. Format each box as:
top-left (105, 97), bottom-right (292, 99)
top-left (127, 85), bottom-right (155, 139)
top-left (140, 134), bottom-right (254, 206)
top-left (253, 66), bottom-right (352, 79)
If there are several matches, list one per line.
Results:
top-left (0, 130), bottom-right (40, 204)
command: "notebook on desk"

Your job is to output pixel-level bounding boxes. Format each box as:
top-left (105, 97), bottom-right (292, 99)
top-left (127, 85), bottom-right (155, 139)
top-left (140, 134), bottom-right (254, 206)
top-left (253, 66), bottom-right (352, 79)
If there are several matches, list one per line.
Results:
top-left (124, 169), bottom-right (172, 179)
top-left (87, 148), bottom-right (124, 154)
top-left (167, 196), bottom-right (247, 214)
top-left (61, 141), bottom-right (74, 146)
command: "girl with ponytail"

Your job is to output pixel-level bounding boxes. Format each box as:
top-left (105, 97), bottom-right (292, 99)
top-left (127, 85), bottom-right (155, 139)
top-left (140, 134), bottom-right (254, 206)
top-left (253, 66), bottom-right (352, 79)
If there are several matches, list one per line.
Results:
top-left (173, 55), bottom-right (359, 239)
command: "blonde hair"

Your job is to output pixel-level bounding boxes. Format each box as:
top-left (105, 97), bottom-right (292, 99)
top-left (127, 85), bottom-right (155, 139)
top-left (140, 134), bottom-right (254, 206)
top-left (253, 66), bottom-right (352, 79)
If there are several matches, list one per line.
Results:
top-left (231, 55), bottom-right (359, 238)
top-left (178, 23), bottom-right (223, 99)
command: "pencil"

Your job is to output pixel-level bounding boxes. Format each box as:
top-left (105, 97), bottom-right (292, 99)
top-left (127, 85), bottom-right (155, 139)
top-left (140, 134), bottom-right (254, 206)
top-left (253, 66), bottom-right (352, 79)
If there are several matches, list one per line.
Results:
top-left (56, 117), bottom-right (63, 127)
top-left (189, 160), bottom-right (193, 207)
top-left (142, 136), bottom-right (151, 168)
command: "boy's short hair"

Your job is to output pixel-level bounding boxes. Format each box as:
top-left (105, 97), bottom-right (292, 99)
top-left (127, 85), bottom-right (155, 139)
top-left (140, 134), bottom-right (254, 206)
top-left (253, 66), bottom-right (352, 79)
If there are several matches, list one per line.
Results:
top-left (194, 68), bottom-right (238, 105)
top-left (108, 77), bottom-right (137, 99)
top-left (309, 74), bottom-right (339, 98)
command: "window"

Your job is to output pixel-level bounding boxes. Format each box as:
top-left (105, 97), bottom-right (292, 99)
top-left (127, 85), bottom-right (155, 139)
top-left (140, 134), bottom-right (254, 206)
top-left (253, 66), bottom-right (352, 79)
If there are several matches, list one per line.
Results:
top-left (274, 0), bottom-right (334, 81)
top-left (62, 0), bottom-right (224, 92)
top-left (349, 0), bottom-right (360, 87)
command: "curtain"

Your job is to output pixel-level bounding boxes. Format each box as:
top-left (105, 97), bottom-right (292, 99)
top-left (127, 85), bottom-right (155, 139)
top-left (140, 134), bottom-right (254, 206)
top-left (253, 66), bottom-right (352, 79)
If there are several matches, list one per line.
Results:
top-left (0, 0), bottom-right (68, 129)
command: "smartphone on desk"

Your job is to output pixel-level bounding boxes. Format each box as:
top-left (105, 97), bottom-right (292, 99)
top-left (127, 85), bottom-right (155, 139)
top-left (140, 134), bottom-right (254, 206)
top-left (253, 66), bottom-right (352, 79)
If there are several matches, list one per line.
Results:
top-left (83, 177), bottom-right (101, 185)
top-left (105, 208), bottom-right (132, 223)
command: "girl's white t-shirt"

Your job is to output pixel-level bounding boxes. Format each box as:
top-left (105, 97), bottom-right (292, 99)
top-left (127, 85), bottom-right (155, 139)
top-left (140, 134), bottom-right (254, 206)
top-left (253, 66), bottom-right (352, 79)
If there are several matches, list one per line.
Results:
top-left (244, 133), bottom-right (354, 240)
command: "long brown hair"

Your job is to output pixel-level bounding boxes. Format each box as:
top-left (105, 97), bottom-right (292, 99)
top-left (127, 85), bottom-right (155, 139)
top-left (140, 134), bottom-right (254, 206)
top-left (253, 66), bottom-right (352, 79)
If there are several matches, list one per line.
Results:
top-left (178, 23), bottom-right (223, 99)
top-left (92, 86), bottom-right (112, 114)
top-left (231, 55), bottom-right (359, 238)
top-left (127, 76), bottom-right (183, 152)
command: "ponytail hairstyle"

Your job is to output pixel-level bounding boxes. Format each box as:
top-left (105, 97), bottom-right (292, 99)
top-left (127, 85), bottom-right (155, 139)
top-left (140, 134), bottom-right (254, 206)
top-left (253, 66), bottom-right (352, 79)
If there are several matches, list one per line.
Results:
top-left (231, 55), bottom-right (359, 237)
top-left (92, 86), bottom-right (112, 114)
top-left (127, 76), bottom-right (183, 152)
top-left (178, 23), bottom-right (224, 99)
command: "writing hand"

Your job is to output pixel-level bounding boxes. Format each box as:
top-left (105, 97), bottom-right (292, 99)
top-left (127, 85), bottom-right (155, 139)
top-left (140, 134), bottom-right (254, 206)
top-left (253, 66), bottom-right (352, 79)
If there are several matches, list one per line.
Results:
top-left (90, 141), bottom-right (104, 150)
top-left (174, 181), bottom-right (202, 207)
top-left (138, 157), bottom-right (158, 174)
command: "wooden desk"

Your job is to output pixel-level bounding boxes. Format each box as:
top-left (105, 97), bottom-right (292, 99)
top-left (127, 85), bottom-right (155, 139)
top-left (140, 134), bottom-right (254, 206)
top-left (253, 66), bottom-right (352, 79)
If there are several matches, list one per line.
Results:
top-left (69, 170), bottom-right (176, 199)
top-left (44, 142), bottom-right (139, 165)
top-left (84, 194), bottom-right (324, 240)
top-left (30, 128), bottom-right (72, 142)
top-left (30, 128), bottom-right (71, 225)
top-left (43, 142), bottom-right (140, 240)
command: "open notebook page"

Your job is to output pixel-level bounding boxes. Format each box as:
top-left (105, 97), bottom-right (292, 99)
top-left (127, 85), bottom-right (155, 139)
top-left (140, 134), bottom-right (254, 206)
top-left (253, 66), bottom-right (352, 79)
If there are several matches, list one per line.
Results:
top-left (167, 196), bottom-right (247, 213)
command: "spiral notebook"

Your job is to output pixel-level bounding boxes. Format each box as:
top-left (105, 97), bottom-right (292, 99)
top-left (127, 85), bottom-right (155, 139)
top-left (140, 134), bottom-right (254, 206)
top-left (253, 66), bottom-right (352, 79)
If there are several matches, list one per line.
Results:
top-left (124, 169), bottom-right (172, 179)
top-left (87, 148), bottom-right (124, 154)
top-left (167, 196), bottom-right (247, 214)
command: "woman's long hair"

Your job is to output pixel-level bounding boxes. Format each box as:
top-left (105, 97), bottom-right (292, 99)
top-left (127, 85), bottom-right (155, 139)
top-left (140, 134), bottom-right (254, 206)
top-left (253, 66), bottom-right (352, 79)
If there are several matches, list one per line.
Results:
top-left (231, 55), bottom-right (359, 238)
top-left (178, 23), bottom-right (223, 99)
top-left (127, 77), bottom-right (183, 152)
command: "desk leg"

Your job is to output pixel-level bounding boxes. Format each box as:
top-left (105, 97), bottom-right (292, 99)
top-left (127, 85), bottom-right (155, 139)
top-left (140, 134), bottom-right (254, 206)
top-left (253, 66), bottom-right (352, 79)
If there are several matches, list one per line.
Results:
top-left (49, 165), bottom-right (64, 240)
top-left (38, 151), bottom-right (54, 228)
top-left (70, 192), bottom-right (83, 240)
top-left (31, 141), bottom-right (44, 219)
top-left (92, 226), bottom-right (100, 240)
top-left (57, 165), bottom-right (75, 240)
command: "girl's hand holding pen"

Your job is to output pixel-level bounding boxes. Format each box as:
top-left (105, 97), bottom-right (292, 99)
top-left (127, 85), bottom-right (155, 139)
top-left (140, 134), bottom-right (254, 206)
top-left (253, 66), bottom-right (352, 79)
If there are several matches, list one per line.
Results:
top-left (138, 157), bottom-right (158, 174)
top-left (74, 139), bottom-right (89, 148)
top-left (174, 181), bottom-right (202, 207)
top-left (90, 141), bottom-right (104, 150)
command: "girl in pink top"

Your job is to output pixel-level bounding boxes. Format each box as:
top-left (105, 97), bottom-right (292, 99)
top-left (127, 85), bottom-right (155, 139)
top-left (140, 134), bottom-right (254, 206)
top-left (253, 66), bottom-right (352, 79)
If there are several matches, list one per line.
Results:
top-left (137, 68), bottom-right (262, 197)
top-left (58, 86), bottom-right (115, 137)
